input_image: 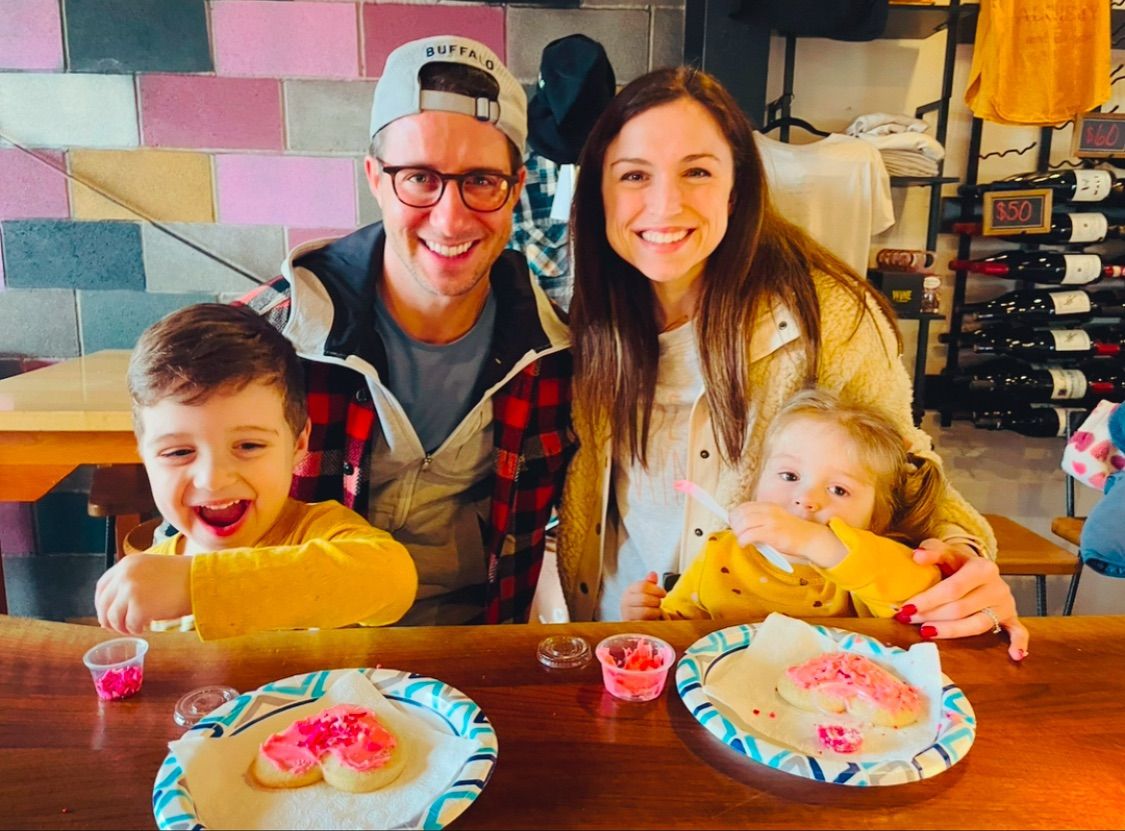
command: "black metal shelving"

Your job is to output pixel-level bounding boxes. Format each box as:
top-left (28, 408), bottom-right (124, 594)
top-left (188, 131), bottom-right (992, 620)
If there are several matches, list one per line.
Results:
top-left (684, 1), bottom-right (972, 423)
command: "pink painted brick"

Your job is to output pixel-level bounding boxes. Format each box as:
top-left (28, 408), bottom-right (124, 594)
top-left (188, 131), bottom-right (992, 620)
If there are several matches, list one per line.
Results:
top-left (287, 227), bottom-right (352, 249)
top-left (0, 148), bottom-right (69, 220)
top-left (212, 1), bottom-right (359, 79)
top-left (0, 0), bottom-right (63, 70)
top-left (216, 155), bottom-right (356, 228)
top-left (140, 75), bottom-right (283, 151)
top-left (363, 4), bottom-right (505, 76)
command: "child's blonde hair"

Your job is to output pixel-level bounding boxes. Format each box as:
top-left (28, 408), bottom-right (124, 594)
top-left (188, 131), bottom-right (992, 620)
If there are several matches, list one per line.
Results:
top-left (755, 389), bottom-right (944, 544)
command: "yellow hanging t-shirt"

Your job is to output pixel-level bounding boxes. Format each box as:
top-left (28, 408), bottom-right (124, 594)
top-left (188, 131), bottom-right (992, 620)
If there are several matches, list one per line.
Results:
top-left (965, 0), bottom-right (1110, 126)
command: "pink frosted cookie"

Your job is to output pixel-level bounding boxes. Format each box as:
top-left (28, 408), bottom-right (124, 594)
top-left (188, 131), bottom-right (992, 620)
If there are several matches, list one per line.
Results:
top-left (777, 651), bottom-right (925, 728)
top-left (251, 704), bottom-right (406, 793)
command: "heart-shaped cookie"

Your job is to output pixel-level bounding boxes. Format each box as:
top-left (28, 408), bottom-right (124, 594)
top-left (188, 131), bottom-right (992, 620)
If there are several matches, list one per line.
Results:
top-left (251, 704), bottom-right (406, 793)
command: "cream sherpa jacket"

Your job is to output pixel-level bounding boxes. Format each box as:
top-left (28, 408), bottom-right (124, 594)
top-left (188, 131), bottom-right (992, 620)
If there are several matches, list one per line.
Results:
top-left (556, 272), bottom-right (996, 622)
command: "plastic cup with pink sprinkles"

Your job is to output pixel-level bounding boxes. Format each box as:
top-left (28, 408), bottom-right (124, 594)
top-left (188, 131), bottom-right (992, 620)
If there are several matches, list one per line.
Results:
top-left (595, 633), bottom-right (675, 702)
top-left (82, 637), bottom-right (148, 701)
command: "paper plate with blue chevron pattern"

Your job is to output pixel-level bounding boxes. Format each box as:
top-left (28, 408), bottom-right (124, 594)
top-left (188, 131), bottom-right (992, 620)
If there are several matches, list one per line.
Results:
top-left (675, 624), bottom-right (975, 786)
top-left (153, 668), bottom-right (498, 830)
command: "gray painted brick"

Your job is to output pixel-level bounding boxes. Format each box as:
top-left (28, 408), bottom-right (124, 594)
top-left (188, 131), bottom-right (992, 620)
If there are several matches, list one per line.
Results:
top-left (0, 289), bottom-right (79, 357)
top-left (143, 224), bottom-right (285, 294)
top-left (0, 73), bottom-right (137, 148)
top-left (507, 8), bottom-right (651, 84)
top-left (1, 220), bottom-right (144, 290)
top-left (64, 0), bottom-right (212, 74)
top-left (77, 289), bottom-right (216, 352)
top-left (581, 0), bottom-right (684, 8)
top-left (356, 161), bottom-right (383, 227)
top-left (652, 6), bottom-right (685, 69)
top-left (286, 80), bottom-right (377, 154)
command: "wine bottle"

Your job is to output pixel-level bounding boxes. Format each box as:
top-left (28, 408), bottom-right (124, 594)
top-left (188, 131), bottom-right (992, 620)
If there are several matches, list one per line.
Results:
top-left (951, 214), bottom-right (1125, 245)
top-left (960, 170), bottom-right (1125, 204)
top-left (954, 325), bottom-right (1125, 360)
top-left (971, 406), bottom-right (1077, 438)
top-left (955, 359), bottom-right (1125, 403)
top-left (948, 252), bottom-right (1119, 285)
top-left (961, 287), bottom-right (1125, 324)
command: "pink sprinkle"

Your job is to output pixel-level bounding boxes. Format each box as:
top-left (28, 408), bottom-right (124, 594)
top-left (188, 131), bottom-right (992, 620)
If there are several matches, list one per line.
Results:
top-left (93, 666), bottom-right (143, 700)
top-left (768, 711), bottom-right (776, 718)
top-left (752, 708), bottom-right (760, 716)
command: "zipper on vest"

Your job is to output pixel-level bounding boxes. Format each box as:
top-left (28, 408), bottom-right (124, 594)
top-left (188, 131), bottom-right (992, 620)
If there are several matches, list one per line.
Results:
top-left (422, 454), bottom-right (433, 471)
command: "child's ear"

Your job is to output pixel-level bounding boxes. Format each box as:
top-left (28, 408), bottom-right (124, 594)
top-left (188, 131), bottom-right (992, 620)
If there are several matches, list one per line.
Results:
top-left (293, 418), bottom-right (311, 463)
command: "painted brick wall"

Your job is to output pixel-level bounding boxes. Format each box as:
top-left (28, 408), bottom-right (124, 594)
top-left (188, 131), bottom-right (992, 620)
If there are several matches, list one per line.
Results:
top-left (0, 0), bottom-right (685, 358)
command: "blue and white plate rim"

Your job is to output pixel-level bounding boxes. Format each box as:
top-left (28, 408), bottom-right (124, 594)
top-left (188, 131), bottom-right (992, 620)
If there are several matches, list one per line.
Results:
top-left (152, 666), bottom-right (498, 830)
top-left (674, 622), bottom-right (977, 786)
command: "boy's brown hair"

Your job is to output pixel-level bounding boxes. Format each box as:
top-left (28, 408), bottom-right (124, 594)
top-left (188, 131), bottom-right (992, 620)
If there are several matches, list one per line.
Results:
top-left (756, 389), bottom-right (945, 546)
top-left (128, 303), bottom-right (307, 438)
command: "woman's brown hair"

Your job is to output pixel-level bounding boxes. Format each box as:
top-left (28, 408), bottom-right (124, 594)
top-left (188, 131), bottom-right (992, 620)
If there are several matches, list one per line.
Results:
top-left (569, 66), bottom-right (901, 466)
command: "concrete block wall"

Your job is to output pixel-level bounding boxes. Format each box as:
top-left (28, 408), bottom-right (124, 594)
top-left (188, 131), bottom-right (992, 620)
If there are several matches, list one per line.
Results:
top-left (0, 0), bottom-right (685, 359)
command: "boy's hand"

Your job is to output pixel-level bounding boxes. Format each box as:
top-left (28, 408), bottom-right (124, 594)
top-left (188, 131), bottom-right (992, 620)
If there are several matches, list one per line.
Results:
top-left (729, 502), bottom-right (843, 568)
top-left (620, 571), bottom-right (666, 621)
top-left (95, 554), bottom-right (193, 634)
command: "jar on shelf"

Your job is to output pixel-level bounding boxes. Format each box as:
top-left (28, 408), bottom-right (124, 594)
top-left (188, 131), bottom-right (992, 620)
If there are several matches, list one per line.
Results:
top-left (920, 275), bottom-right (942, 314)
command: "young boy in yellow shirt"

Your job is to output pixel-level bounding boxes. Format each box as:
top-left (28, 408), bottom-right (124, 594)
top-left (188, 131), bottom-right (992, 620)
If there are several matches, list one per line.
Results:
top-left (94, 303), bottom-right (417, 639)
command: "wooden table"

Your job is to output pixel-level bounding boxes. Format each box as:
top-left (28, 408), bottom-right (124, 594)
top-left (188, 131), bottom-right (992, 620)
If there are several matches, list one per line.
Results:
top-left (0, 351), bottom-right (137, 495)
top-left (1, 615), bottom-right (1122, 830)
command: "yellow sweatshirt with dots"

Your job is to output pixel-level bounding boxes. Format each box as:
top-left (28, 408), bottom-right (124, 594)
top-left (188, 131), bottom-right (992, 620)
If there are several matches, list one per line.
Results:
top-left (660, 519), bottom-right (939, 621)
top-left (142, 498), bottom-right (417, 640)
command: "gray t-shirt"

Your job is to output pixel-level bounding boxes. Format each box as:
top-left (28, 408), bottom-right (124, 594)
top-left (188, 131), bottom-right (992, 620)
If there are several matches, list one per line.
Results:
top-left (373, 291), bottom-right (497, 454)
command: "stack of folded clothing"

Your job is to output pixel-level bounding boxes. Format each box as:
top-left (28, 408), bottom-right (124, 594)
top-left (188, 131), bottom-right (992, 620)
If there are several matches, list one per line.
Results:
top-left (846, 112), bottom-right (945, 177)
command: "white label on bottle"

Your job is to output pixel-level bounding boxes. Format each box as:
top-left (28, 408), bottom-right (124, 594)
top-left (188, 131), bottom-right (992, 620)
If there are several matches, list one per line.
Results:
top-left (1072, 170), bottom-right (1113, 201)
top-left (1048, 368), bottom-right (1088, 400)
top-left (1060, 254), bottom-right (1103, 285)
top-left (1049, 290), bottom-right (1093, 315)
top-left (1068, 213), bottom-right (1108, 243)
top-left (1050, 329), bottom-right (1093, 352)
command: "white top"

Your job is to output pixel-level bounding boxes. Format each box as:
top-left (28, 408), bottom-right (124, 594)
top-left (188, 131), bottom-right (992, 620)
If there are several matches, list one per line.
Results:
top-left (598, 322), bottom-right (707, 620)
top-left (754, 132), bottom-right (895, 276)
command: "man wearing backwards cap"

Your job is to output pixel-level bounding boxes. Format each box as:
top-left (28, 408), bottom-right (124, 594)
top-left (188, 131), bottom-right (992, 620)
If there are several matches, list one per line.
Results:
top-left (235, 36), bottom-right (574, 626)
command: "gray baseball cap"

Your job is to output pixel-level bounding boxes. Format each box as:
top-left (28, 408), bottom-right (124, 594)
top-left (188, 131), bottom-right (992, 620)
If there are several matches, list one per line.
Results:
top-left (369, 35), bottom-right (527, 153)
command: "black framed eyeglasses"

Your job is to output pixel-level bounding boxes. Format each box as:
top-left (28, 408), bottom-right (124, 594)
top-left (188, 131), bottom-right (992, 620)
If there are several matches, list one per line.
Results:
top-left (376, 159), bottom-right (518, 213)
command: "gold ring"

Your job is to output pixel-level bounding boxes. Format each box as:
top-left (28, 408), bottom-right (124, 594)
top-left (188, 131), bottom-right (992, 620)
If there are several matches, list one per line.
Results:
top-left (981, 605), bottom-right (1002, 635)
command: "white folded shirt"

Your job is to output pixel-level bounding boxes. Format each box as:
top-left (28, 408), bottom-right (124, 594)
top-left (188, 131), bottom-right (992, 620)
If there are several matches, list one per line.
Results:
top-left (846, 112), bottom-right (929, 137)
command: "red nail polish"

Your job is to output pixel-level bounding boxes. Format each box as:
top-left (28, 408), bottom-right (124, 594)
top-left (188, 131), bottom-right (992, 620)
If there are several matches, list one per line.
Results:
top-left (920, 625), bottom-right (938, 640)
top-left (893, 611), bottom-right (912, 624)
top-left (894, 603), bottom-right (917, 624)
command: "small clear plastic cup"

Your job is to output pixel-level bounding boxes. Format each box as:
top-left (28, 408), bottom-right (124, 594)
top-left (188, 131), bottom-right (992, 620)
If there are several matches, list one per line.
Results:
top-left (82, 637), bottom-right (148, 701)
top-left (595, 633), bottom-right (675, 702)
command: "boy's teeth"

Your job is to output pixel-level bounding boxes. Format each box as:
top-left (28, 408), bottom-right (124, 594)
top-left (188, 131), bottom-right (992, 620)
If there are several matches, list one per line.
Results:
top-left (425, 240), bottom-right (473, 257)
top-left (640, 229), bottom-right (689, 244)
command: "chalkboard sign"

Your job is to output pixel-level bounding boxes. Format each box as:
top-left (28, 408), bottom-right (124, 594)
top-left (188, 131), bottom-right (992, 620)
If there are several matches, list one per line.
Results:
top-left (981, 189), bottom-right (1053, 235)
top-left (1073, 112), bottom-right (1125, 159)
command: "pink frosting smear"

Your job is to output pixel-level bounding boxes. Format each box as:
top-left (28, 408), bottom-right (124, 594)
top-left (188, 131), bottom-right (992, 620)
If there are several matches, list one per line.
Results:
top-left (259, 704), bottom-right (397, 775)
top-left (93, 666), bottom-right (144, 700)
top-left (785, 652), bottom-right (921, 716)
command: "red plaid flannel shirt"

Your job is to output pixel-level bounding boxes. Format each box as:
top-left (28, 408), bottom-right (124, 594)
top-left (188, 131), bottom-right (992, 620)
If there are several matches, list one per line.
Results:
top-left (237, 234), bottom-right (574, 624)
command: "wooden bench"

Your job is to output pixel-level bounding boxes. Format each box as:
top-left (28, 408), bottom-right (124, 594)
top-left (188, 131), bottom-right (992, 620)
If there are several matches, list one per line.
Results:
top-left (87, 464), bottom-right (156, 570)
top-left (987, 514), bottom-right (1082, 616)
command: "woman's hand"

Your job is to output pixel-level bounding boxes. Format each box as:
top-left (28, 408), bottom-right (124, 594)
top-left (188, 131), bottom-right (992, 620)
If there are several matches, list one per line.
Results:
top-left (620, 572), bottom-right (666, 621)
top-left (901, 539), bottom-right (1030, 661)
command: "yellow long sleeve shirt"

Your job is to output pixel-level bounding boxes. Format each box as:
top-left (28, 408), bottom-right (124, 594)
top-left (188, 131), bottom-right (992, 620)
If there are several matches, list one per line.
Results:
top-left (145, 499), bottom-right (418, 640)
top-left (660, 519), bottom-right (939, 621)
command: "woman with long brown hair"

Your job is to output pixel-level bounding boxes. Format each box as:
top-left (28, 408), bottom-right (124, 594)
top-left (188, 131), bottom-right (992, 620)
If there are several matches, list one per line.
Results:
top-left (555, 66), bottom-right (1028, 658)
